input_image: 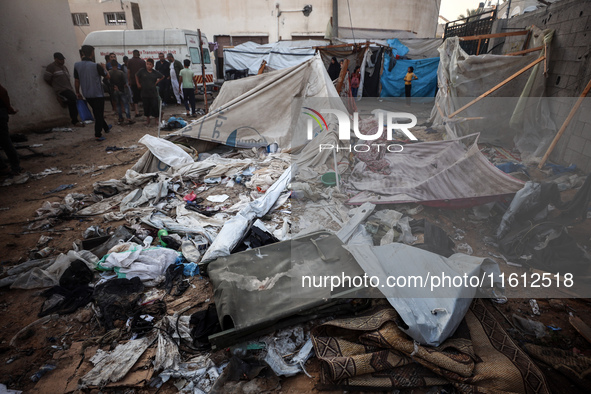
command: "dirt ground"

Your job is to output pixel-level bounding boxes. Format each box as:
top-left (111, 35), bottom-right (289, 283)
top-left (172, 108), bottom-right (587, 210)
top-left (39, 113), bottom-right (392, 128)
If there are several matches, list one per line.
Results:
top-left (1, 97), bottom-right (591, 393)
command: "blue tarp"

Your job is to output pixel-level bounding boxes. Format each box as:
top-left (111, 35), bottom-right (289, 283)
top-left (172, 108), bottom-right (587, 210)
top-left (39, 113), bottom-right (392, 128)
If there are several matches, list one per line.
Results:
top-left (380, 39), bottom-right (439, 98)
top-left (388, 38), bottom-right (409, 58)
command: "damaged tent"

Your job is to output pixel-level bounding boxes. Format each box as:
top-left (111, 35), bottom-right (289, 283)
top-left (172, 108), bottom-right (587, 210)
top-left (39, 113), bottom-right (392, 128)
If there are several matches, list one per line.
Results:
top-left (429, 26), bottom-right (556, 161)
top-left (348, 134), bottom-right (525, 207)
top-left (167, 54), bottom-right (348, 151)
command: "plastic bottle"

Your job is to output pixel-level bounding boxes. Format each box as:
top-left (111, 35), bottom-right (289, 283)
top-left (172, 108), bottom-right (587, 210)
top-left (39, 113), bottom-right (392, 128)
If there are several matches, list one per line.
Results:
top-left (157, 229), bottom-right (169, 247)
top-left (30, 364), bottom-right (57, 382)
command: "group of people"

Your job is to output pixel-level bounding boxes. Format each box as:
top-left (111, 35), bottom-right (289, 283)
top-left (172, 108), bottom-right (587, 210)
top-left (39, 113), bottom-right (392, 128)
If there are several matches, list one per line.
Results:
top-left (326, 56), bottom-right (419, 104)
top-left (327, 57), bottom-right (361, 97)
top-left (42, 46), bottom-right (200, 141)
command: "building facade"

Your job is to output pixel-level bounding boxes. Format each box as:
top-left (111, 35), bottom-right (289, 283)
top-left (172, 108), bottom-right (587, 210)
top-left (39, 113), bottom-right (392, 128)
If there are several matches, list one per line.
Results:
top-left (2, 0), bottom-right (81, 132)
top-left (69, 0), bottom-right (143, 47)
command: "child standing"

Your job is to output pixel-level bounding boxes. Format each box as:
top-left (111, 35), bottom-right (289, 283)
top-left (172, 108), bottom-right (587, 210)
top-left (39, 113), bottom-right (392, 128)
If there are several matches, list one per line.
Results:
top-left (403, 66), bottom-right (418, 106)
top-left (179, 59), bottom-right (197, 117)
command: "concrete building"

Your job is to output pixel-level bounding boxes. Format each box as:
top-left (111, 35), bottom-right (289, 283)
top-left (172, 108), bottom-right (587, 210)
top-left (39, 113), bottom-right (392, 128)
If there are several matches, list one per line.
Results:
top-left (492, 0), bottom-right (591, 171)
top-left (136, 0), bottom-right (441, 43)
top-left (69, 0), bottom-right (143, 47)
top-left (1, 0), bottom-right (81, 132)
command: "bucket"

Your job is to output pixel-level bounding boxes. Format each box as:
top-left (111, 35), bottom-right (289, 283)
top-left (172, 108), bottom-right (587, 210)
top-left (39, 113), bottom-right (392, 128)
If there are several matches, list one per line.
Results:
top-left (321, 172), bottom-right (340, 186)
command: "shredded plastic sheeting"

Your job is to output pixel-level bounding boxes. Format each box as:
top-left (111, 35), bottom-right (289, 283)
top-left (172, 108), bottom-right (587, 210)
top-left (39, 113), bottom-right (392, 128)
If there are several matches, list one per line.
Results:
top-left (10, 250), bottom-right (97, 290)
top-left (138, 134), bottom-right (194, 169)
top-left (347, 134), bottom-right (524, 206)
top-left (201, 165), bottom-right (292, 263)
top-left (344, 243), bottom-right (502, 346)
top-left (81, 333), bottom-right (157, 387)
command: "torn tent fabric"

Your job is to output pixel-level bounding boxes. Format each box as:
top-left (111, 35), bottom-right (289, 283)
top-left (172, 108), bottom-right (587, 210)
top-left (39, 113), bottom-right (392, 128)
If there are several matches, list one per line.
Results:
top-left (168, 54), bottom-right (348, 150)
top-left (348, 134), bottom-right (524, 207)
top-left (207, 231), bottom-right (366, 333)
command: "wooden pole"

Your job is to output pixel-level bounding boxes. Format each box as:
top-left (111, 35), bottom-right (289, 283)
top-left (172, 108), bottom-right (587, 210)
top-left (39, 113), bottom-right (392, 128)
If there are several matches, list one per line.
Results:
top-left (476, 39), bottom-right (482, 55)
top-left (459, 30), bottom-right (529, 41)
top-left (506, 46), bottom-right (543, 56)
top-left (335, 58), bottom-right (350, 94)
top-left (449, 56), bottom-right (545, 118)
top-left (538, 78), bottom-right (591, 168)
top-left (197, 29), bottom-right (209, 113)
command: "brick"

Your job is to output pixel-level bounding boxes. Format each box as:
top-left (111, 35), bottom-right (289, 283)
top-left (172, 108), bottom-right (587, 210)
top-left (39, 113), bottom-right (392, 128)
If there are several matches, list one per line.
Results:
top-left (567, 134), bottom-right (585, 153)
top-left (583, 139), bottom-right (591, 157)
top-left (554, 33), bottom-right (576, 47)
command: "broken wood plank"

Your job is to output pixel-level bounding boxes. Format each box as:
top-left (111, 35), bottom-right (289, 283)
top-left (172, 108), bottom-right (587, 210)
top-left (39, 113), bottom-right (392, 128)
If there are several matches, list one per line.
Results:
top-left (459, 30), bottom-right (529, 41)
top-left (570, 316), bottom-right (591, 344)
top-left (335, 58), bottom-right (350, 94)
top-left (449, 56), bottom-right (545, 118)
top-left (506, 46), bottom-right (543, 56)
top-left (538, 78), bottom-right (591, 168)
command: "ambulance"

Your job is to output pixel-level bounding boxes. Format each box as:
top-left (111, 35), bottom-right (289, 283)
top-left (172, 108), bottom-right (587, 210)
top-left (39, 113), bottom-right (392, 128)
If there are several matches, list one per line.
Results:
top-left (82, 29), bottom-right (217, 94)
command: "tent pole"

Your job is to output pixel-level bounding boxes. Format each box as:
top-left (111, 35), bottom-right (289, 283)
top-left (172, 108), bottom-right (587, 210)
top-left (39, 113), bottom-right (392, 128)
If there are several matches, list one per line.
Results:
top-left (538, 78), bottom-right (591, 168)
top-left (198, 29), bottom-right (209, 114)
top-left (449, 56), bottom-right (545, 118)
top-left (333, 147), bottom-right (340, 192)
top-left (158, 95), bottom-right (162, 138)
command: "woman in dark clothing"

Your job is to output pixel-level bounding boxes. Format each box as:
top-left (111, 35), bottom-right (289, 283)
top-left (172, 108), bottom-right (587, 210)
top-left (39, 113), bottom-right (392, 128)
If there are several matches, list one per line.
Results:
top-left (327, 57), bottom-right (341, 81)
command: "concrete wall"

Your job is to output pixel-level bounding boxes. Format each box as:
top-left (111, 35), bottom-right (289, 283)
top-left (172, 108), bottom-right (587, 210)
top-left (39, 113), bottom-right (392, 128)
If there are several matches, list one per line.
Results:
top-left (491, 0), bottom-right (591, 171)
top-left (1, 0), bottom-right (80, 133)
top-left (69, 0), bottom-right (136, 47)
top-left (136, 0), bottom-right (441, 41)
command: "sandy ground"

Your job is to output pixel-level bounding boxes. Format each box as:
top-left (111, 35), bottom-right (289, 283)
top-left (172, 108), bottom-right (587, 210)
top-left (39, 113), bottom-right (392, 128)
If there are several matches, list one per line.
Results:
top-left (0, 96), bottom-right (591, 393)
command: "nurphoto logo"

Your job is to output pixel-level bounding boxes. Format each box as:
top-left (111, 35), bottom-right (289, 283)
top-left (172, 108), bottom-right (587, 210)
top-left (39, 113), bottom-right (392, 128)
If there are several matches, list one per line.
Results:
top-left (303, 108), bottom-right (418, 153)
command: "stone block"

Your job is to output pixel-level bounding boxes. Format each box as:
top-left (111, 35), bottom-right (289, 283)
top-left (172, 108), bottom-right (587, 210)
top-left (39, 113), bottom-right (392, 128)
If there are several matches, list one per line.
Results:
top-left (567, 134), bottom-right (585, 153)
top-left (583, 139), bottom-right (591, 157)
top-left (574, 31), bottom-right (590, 47)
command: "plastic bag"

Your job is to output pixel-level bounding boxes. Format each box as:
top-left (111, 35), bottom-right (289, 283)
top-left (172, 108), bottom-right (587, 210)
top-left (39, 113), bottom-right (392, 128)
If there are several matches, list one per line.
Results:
top-left (76, 99), bottom-right (94, 121)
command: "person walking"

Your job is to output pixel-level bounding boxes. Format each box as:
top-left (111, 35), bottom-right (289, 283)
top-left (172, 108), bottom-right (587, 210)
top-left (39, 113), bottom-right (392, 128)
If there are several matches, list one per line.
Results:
top-left (74, 45), bottom-right (112, 141)
top-left (0, 83), bottom-right (22, 176)
top-left (135, 58), bottom-right (164, 126)
top-left (403, 66), bottom-right (418, 106)
top-left (178, 59), bottom-right (196, 117)
top-left (44, 52), bottom-right (84, 127)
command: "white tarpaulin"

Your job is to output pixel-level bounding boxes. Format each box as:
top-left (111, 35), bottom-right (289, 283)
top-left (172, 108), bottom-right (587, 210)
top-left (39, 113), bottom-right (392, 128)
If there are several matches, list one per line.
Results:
top-left (344, 242), bottom-right (502, 346)
top-left (169, 54), bottom-right (347, 150)
top-left (224, 40), bottom-right (327, 75)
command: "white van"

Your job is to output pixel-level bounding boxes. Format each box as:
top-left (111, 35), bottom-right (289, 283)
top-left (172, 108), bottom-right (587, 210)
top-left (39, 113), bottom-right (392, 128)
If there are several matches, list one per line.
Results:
top-left (82, 29), bottom-right (216, 93)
